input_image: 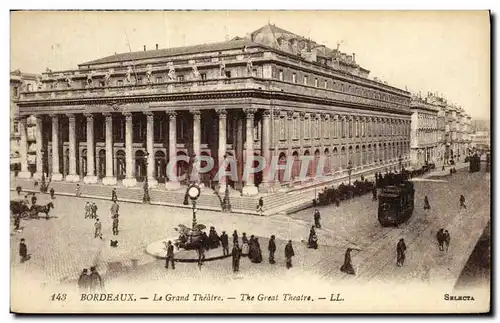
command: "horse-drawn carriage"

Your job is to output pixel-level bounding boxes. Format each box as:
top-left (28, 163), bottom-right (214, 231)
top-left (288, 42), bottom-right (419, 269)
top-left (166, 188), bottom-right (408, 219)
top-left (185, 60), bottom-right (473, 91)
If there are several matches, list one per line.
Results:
top-left (10, 200), bottom-right (54, 220)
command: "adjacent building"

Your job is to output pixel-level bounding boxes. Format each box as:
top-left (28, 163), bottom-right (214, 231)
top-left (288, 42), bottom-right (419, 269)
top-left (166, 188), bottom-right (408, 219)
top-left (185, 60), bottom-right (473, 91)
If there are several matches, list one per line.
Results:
top-left (10, 70), bottom-right (40, 171)
top-left (410, 94), bottom-right (439, 167)
top-left (14, 24), bottom-right (417, 196)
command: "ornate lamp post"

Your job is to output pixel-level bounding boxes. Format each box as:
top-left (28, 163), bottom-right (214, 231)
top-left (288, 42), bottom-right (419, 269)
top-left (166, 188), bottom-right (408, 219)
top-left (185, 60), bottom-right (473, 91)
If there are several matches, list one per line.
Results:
top-left (398, 155), bottom-right (403, 172)
top-left (187, 184), bottom-right (201, 229)
top-left (142, 151), bottom-right (150, 204)
top-left (347, 160), bottom-right (353, 186)
top-left (221, 155), bottom-right (232, 212)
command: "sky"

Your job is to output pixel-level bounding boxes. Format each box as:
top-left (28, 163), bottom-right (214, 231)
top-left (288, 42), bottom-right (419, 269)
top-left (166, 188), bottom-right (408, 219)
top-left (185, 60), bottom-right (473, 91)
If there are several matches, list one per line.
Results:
top-left (10, 10), bottom-right (490, 119)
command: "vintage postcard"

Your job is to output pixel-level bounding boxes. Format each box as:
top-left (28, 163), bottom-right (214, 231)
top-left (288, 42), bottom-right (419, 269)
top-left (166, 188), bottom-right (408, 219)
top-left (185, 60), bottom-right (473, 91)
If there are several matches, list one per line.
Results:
top-left (9, 10), bottom-right (491, 314)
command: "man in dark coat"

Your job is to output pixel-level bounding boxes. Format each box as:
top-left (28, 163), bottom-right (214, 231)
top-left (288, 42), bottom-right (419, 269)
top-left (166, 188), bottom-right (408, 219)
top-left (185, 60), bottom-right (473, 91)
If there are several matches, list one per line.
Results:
top-left (110, 201), bottom-right (119, 219)
top-left (424, 196), bottom-right (431, 210)
top-left (396, 238), bottom-right (407, 267)
top-left (232, 230), bottom-right (238, 246)
top-left (285, 240), bottom-right (295, 269)
top-left (78, 269), bottom-right (90, 293)
top-left (49, 187), bottom-right (55, 199)
top-left (437, 228), bottom-right (445, 251)
top-left (313, 209), bottom-right (321, 229)
top-left (208, 227), bottom-right (220, 249)
top-left (231, 243), bottom-right (241, 273)
top-left (268, 235), bottom-right (276, 264)
top-left (459, 195), bottom-right (467, 209)
top-left (220, 231), bottom-right (229, 256)
top-left (165, 240), bottom-right (175, 270)
top-left (257, 197), bottom-right (264, 216)
top-left (112, 216), bottom-right (119, 235)
top-left (111, 188), bottom-right (117, 202)
top-left (19, 238), bottom-right (28, 263)
top-left (89, 266), bottom-right (103, 292)
top-left (94, 218), bottom-right (102, 239)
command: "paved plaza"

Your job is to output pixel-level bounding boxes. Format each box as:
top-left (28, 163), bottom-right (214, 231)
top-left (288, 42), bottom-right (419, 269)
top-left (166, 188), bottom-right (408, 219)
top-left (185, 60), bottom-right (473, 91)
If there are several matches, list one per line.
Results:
top-left (10, 168), bottom-right (490, 298)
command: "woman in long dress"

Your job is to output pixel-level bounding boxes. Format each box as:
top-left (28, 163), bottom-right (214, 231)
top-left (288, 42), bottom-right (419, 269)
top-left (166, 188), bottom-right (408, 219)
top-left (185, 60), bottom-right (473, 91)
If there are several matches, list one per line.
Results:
top-left (340, 248), bottom-right (355, 275)
top-left (241, 232), bottom-right (250, 257)
top-left (307, 226), bottom-right (318, 250)
top-left (251, 237), bottom-right (263, 263)
top-left (248, 235), bottom-right (256, 261)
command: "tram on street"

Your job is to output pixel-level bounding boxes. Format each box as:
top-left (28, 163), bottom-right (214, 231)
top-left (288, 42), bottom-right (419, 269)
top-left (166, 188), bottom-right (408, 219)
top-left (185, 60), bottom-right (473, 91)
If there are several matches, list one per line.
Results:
top-left (378, 181), bottom-right (415, 227)
top-left (469, 154), bottom-right (481, 173)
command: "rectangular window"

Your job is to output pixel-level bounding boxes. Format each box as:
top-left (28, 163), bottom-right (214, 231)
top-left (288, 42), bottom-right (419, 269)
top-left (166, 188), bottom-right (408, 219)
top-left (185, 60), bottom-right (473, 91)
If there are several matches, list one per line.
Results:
top-left (279, 70), bottom-right (284, 81)
top-left (279, 117), bottom-right (286, 140)
top-left (177, 75), bottom-right (184, 82)
top-left (225, 71), bottom-right (231, 78)
top-left (137, 77), bottom-right (142, 84)
top-left (13, 122), bottom-right (19, 134)
top-left (99, 81), bottom-right (105, 87)
top-left (315, 78), bottom-right (319, 87)
top-left (303, 75), bottom-right (308, 85)
top-left (117, 80), bottom-right (123, 86)
top-left (324, 80), bottom-right (328, 88)
top-left (27, 84), bottom-right (32, 92)
top-left (252, 69), bottom-right (257, 77)
top-left (292, 73), bottom-right (297, 83)
top-left (293, 117), bottom-right (299, 139)
top-left (156, 76), bottom-right (163, 84)
top-left (13, 87), bottom-right (18, 97)
top-left (200, 73), bottom-right (207, 80)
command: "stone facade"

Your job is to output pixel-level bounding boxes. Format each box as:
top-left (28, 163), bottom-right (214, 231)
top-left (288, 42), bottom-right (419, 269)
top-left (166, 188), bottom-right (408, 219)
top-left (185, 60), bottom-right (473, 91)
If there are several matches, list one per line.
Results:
top-left (14, 24), bottom-right (412, 195)
top-left (410, 95), bottom-right (440, 167)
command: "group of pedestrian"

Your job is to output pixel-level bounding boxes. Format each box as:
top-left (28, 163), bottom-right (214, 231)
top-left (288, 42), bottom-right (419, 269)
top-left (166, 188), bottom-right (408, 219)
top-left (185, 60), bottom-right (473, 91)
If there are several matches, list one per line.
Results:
top-left (437, 229), bottom-right (451, 252)
top-left (78, 266), bottom-right (104, 292)
top-left (84, 202), bottom-right (99, 219)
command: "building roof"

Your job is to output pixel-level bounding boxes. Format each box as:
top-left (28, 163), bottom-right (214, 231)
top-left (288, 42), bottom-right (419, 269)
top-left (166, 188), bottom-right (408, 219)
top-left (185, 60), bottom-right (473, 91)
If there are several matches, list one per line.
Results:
top-left (79, 39), bottom-right (257, 66)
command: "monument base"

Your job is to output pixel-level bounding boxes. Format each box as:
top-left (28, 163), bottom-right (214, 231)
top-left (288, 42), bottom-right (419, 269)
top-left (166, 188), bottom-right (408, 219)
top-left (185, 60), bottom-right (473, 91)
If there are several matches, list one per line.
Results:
top-left (242, 185), bottom-right (259, 196)
top-left (164, 181), bottom-right (181, 191)
top-left (17, 171), bottom-right (32, 179)
top-left (83, 175), bottom-right (98, 184)
top-left (102, 176), bottom-right (117, 186)
top-left (122, 177), bottom-right (137, 187)
top-left (51, 173), bottom-right (63, 181)
top-left (65, 174), bottom-right (80, 183)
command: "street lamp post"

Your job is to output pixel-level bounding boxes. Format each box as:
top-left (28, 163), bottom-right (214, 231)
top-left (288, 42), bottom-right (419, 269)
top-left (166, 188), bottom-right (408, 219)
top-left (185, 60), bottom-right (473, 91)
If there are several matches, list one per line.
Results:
top-left (187, 184), bottom-right (201, 229)
top-left (142, 151), bottom-right (151, 204)
top-left (347, 160), bottom-right (353, 186)
top-left (398, 155), bottom-right (403, 172)
top-left (40, 149), bottom-right (47, 193)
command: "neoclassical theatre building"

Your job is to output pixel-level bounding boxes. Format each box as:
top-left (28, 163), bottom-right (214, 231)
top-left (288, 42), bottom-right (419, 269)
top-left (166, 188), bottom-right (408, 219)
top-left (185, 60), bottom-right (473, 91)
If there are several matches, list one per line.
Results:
top-left (15, 24), bottom-right (412, 196)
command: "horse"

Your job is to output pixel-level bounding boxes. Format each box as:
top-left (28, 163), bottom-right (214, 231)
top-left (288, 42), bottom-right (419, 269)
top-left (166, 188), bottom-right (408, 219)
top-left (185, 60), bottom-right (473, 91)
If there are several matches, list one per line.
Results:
top-left (30, 202), bottom-right (55, 219)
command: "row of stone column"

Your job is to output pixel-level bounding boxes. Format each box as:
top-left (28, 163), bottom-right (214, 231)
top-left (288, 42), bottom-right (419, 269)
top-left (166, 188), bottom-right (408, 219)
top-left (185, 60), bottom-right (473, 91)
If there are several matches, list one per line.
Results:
top-left (15, 108), bottom-right (260, 192)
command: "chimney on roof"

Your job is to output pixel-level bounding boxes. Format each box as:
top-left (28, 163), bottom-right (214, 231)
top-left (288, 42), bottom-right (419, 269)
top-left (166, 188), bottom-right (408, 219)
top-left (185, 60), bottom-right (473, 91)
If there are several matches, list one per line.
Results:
top-left (156, 44), bottom-right (158, 50)
top-left (352, 53), bottom-right (356, 63)
top-left (143, 45), bottom-right (146, 51)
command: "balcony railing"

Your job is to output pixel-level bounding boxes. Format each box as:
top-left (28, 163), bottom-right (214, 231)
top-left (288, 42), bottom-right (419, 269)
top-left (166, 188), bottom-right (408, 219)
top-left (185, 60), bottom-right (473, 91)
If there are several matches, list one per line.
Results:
top-left (18, 76), bottom-right (409, 112)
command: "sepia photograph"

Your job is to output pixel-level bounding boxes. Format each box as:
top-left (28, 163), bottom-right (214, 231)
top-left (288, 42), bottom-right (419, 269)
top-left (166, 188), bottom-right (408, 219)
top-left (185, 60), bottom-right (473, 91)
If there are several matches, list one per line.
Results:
top-left (8, 10), bottom-right (491, 314)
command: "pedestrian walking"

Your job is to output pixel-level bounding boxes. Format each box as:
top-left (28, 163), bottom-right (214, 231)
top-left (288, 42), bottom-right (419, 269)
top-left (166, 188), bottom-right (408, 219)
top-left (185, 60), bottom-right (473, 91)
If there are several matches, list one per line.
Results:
top-left (308, 226), bottom-right (318, 250)
top-left (424, 196), bottom-right (431, 210)
top-left (84, 202), bottom-right (90, 219)
top-left (372, 187), bottom-right (378, 201)
top-left (94, 218), bottom-right (102, 239)
top-left (31, 195), bottom-right (37, 206)
top-left (111, 188), bottom-right (117, 202)
top-left (268, 235), bottom-right (276, 264)
top-left (251, 237), bottom-right (263, 263)
top-left (19, 238), bottom-right (29, 263)
top-left (112, 216), bottom-right (119, 235)
top-left (285, 240), bottom-right (295, 269)
top-left (241, 232), bottom-right (250, 257)
top-left (220, 231), bottom-right (229, 256)
top-left (313, 208), bottom-right (321, 229)
top-left (76, 184), bottom-right (81, 197)
top-left (437, 228), bottom-right (445, 251)
top-left (256, 197), bottom-right (264, 216)
top-left (444, 230), bottom-right (451, 252)
top-left (396, 238), bottom-right (407, 267)
top-left (78, 269), bottom-right (90, 293)
top-left (340, 248), bottom-right (355, 275)
top-left (49, 187), bottom-right (55, 199)
top-left (110, 201), bottom-right (119, 218)
top-left (232, 230), bottom-right (238, 246)
top-left (231, 243), bottom-right (241, 273)
top-left (92, 202), bottom-right (98, 219)
top-left (165, 241), bottom-right (175, 269)
top-left (89, 267), bottom-right (104, 292)
top-left (459, 195), bottom-right (467, 209)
